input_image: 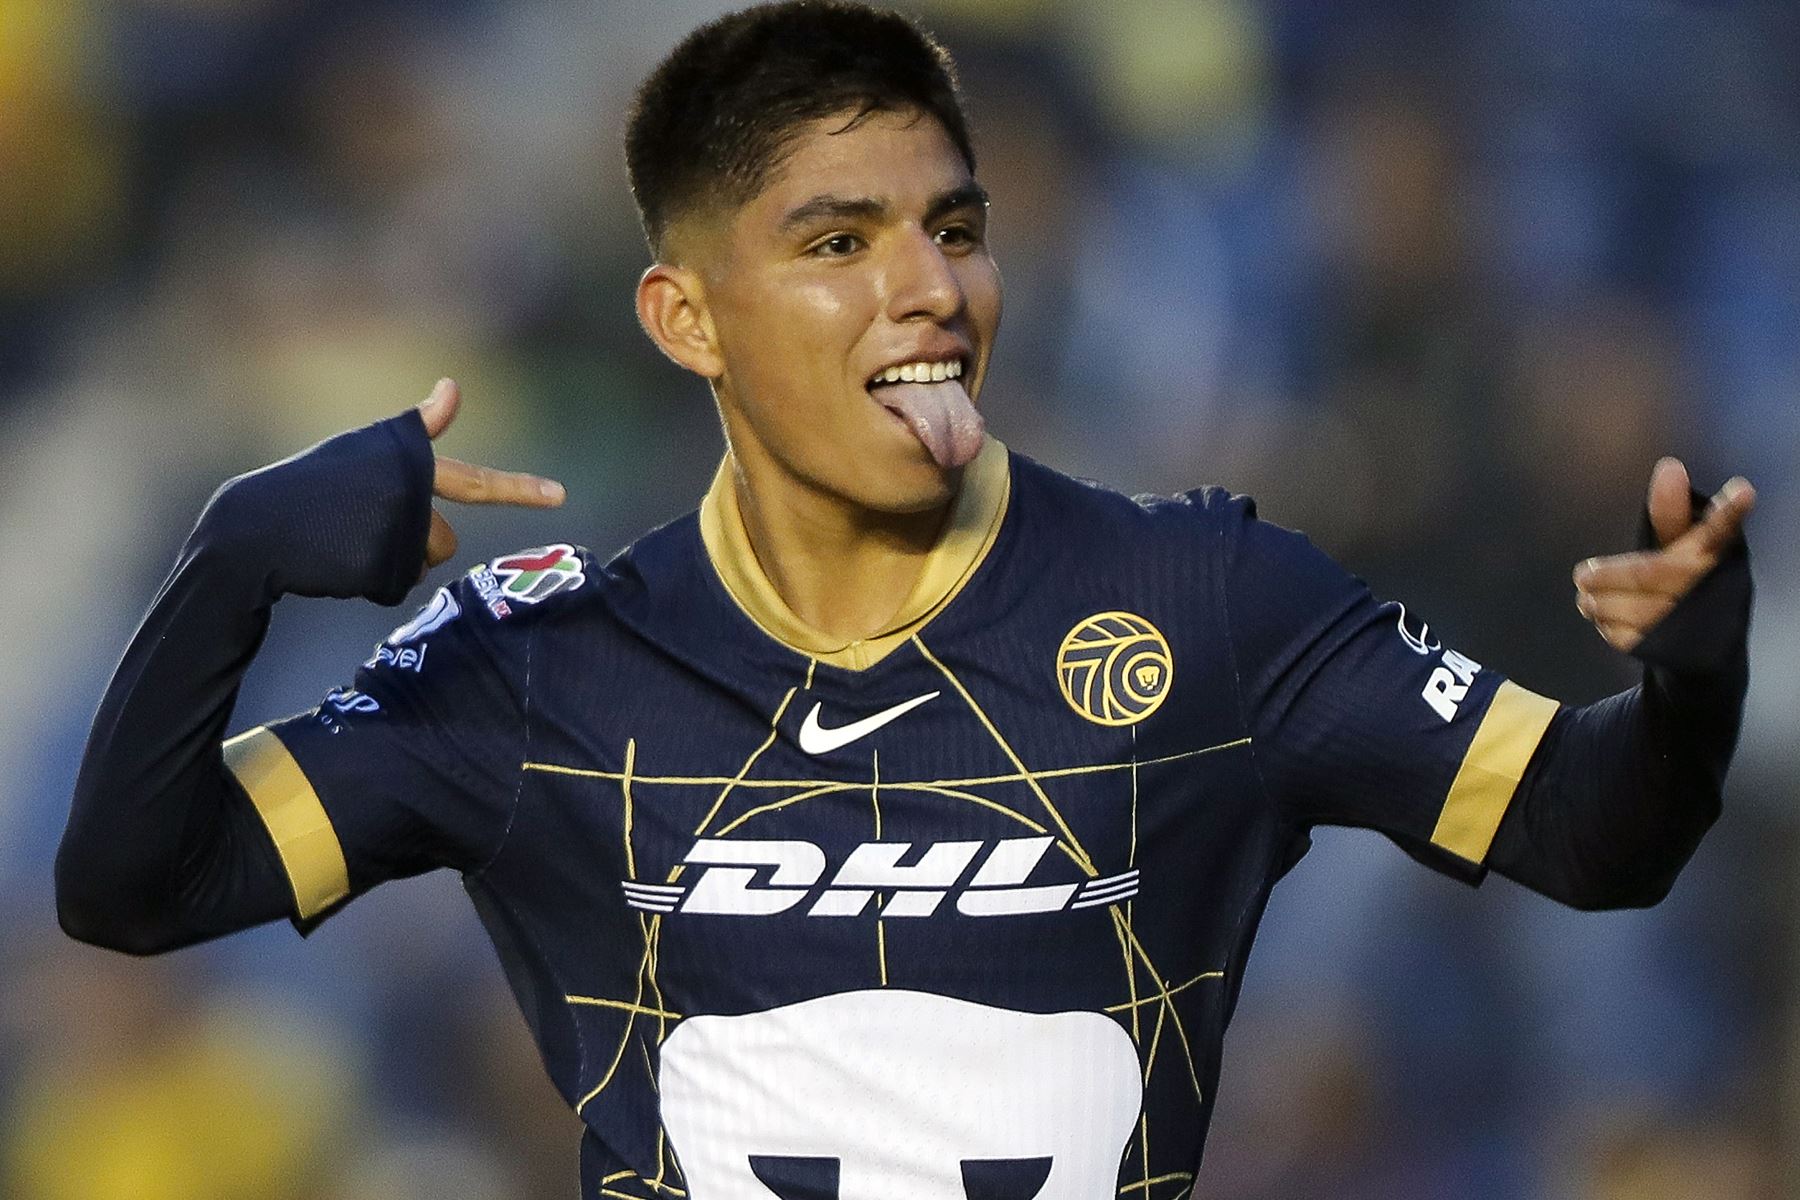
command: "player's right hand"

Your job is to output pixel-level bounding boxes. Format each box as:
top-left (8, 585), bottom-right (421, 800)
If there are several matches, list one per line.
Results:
top-left (418, 378), bottom-right (567, 572)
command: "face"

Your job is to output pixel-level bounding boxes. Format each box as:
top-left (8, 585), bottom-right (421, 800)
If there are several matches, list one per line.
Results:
top-left (665, 108), bottom-right (1003, 514)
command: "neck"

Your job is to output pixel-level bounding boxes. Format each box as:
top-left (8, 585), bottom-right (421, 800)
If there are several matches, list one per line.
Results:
top-left (728, 446), bottom-right (954, 645)
top-left (698, 432), bottom-right (1010, 670)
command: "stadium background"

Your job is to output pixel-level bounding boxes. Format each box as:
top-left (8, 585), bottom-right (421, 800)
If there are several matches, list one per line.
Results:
top-left (1, 0), bottom-right (1795, 1195)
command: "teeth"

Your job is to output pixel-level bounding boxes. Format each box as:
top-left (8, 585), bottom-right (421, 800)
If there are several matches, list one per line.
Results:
top-left (871, 359), bottom-right (965, 387)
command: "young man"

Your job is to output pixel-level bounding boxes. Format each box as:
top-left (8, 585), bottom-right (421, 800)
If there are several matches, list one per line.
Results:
top-left (60, 3), bottom-right (1754, 1197)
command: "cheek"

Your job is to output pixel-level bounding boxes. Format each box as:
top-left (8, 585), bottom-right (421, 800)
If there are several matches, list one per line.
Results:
top-left (718, 275), bottom-right (877, 425)
top-left (782, 277), bottom-right (865, 335)
top-left (963, 257), bottom-right (1003, 332)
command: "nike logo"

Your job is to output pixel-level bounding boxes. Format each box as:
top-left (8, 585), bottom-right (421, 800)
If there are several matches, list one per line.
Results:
top-left (797, 692), bottom-right (940, 755)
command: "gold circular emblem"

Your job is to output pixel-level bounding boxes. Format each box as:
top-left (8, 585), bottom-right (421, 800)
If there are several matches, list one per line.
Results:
top-left (1056, 611), bottom-right (1173, 726)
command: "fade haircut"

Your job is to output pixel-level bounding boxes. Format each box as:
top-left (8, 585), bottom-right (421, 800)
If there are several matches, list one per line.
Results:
top-left (626, 0), bottom-right (975, 257)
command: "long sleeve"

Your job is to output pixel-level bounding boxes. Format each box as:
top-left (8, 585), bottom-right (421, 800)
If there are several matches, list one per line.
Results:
top-left (1485, 505), bottom-right (1751, 909)
top-left (1213, 483), bottom-right (1750, 906)
top-left (56, 411), bottom-right (436, 954)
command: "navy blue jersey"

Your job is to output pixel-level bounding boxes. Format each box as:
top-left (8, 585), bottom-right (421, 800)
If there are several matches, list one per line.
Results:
top-left (224, 439), bottom-right (1558, 1199)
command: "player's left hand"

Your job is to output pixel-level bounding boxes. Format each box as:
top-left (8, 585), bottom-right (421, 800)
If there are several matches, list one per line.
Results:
top-left (1573, 457), bottom-right (1755, 653)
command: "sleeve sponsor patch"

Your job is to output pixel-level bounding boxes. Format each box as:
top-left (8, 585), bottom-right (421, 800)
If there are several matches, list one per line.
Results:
top-left (385, 586), bottom-right (461, 645)
top-left (470, 544), bottom-right (587, 618)
top-left (1383, 602), bottom-right (1480, 722)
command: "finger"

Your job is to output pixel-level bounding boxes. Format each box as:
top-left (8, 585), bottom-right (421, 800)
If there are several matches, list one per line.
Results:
top-left (1647, 456), bottom-right (1692, 548)
top-left (1573, 551), bottom-right (1693, 597)
top-left (419, 378), bottom-right (460, 440)
top-left (425, 508), bottom-right (458, 568)
top-left (1593, 620), bottom-right (1645, 653)
top-left (1676, 476), bottom-right (1756, 560)
top-left (1576, 588), bottom-right (1677, 633)
top-left (434, 456), bottom-right (567, 507)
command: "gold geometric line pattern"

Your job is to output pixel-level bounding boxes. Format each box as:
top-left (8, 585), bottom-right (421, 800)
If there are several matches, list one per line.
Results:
top-left (706, 778), bottom-right (1066, 843)
top-left (1129, 724), bottom-right (1147, 1200)
top-left (1129, 726), bottom-right (1141, 871)
top-left (1118, 1173), bottom-right (1194, 1195)
top-left (552, 643), bottom-right (1249, 1187)
top-left (890, 783), bottom-right (1053, 837)
top-left (575, 665), bottom-right (816, 1120)
top-left (521, 739), bottom-right (1249, 790)
top-left (912, 632), bottom-right (1212, 1193)
top-left (653, 1126), bottom-right (673, 1196)
top-left (597, 1176), bottom-right (688, 1200)
top-left (642, 910), bottom-right (671, 1055)
top-left (911, 634), bottom-right (1097, 876)
top-left (1103, 970), bottom-right (1224, 1014)
top-left (622, 738), bottom-right (639, 880)
top-left (575, 920), bottom-right (660, 1114)
top-left (1114, 915), bottom-right (1205, 1101)
top-left (689, 682), bottom-right (807, 838)
top-left (565, 995), bottom-right (683, 1020)
top-left (873, 749), bottom-right (888, 986)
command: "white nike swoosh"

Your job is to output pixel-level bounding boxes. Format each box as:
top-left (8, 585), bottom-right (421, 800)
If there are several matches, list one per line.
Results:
top-left (797, 691), bottom-right (940, 755)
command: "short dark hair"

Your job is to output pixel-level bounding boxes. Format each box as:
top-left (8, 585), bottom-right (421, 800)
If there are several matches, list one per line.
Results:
top-left (625, 1), bottom-right (975, 256)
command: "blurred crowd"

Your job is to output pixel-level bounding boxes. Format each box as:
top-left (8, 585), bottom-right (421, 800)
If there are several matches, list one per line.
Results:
top-left (1, 0), bottom-right (1795, 1196)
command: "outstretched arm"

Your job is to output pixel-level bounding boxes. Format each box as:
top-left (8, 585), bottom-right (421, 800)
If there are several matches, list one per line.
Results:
top-left (56, 382), bottom-right (563, 954)
top-left (1485, 459), bottom-right (1755, 909)
top-left (1220, 456), bottom-right (1754, 904)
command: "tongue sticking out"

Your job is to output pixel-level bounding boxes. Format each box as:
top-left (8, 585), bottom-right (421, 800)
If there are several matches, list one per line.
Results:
top-left (877, 378), bottom-right (985, 469)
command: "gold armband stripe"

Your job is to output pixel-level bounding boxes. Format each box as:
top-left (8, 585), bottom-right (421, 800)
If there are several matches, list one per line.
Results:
top-left (223, 727), bottom-right (350, 919)
top-left (1431, 681), bottom-right (1560, 865)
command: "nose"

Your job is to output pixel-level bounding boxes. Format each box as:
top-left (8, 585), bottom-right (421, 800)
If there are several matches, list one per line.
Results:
top-left (883, 227), bottom-right (964, 324)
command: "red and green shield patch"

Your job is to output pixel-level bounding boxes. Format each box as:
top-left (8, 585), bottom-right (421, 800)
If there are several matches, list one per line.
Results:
top-left (489, 544), bottom-right (586, 605)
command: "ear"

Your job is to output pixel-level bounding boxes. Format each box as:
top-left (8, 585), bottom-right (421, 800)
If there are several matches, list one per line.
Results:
top-left (636, 264), bottom-right (725, 379)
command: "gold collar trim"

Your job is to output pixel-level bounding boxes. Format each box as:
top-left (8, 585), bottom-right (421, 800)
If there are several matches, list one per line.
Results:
top-left (699, 438), bottom-right (1010, 671)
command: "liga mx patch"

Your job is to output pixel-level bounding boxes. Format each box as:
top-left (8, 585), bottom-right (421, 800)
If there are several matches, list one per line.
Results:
top-left (488, 544), bottom-right (586, 605)
top-left (1056, 611), bottom-right (1173, 726)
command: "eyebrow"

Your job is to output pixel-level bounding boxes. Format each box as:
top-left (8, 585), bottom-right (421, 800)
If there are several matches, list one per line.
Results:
top-left (778, 183), bottom-right (991, 234)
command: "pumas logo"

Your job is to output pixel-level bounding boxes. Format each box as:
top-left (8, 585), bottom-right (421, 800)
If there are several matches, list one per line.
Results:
top-left (1056, 611), bottom-right (1172, 727)
top-left (489, 544), bottom-right (585, 605)
top-left (797, 692), bottom-right (939, 755)
top-left (622, 835), bottom-right (1139, 919)
top-left (660, 991), bottom-right (1142, 1200)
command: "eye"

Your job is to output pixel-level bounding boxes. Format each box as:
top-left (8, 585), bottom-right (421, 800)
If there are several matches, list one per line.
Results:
top-left (934, 222), bottom-right (983, 252)
top-left (811, 233), bottom-right (863, 258)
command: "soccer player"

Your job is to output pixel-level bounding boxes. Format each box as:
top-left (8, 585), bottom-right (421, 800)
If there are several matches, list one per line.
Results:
top-left (60, 3), bottom-right (1755, 1197)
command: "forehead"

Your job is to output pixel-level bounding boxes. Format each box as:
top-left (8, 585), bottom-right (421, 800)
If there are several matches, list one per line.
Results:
top-left (743, 108), bottom-right (975, 225)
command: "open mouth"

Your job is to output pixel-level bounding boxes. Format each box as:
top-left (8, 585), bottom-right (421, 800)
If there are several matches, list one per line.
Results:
top-left (866, 357), bottom-right (967, 390)
top-left (863, 356), bottom-right (984, 469)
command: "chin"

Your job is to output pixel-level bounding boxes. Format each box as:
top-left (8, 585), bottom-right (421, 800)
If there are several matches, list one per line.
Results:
top-left (843, 448), bottom-right (961, 515)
